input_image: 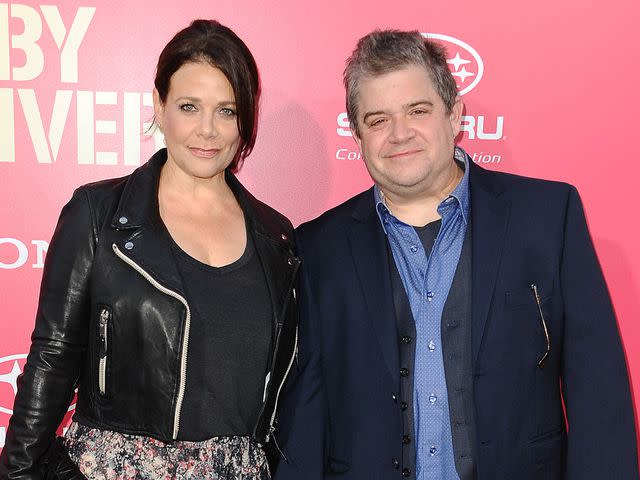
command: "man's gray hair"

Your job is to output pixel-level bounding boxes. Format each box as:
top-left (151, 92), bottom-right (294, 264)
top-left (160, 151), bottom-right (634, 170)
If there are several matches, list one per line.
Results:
top-left (344, 29), bottom-right (458, 137)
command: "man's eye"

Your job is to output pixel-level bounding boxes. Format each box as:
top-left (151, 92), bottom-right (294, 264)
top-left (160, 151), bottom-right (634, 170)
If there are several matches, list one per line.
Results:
top-left (180, 104), bottom-right (197, 112)
top-left (411, 109), bottom-right (427, 115)
top-left (369, 118), bottom-right (386, 127)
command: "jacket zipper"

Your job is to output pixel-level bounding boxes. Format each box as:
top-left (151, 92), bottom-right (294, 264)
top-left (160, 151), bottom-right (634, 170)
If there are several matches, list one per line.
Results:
top-left (265, 257), bottom-right (301, 443)
top-left (112, 243), bottom-right (191, 440)
top-left (98, 308), bottom-right (109, 396)
top-left (266, 315), bottom-right (298, 463)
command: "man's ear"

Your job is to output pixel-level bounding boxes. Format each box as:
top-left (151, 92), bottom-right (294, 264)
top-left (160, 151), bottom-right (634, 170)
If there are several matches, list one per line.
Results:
top-left (450, 96), bottom-right (464, 137)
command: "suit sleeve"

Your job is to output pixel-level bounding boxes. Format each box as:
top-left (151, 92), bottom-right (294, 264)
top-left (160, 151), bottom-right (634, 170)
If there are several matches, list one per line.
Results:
top-left (273, 229), bottom-right (327, 479)
top-left (560, 186), bottom-right (638, 478)
top-left (0, 188), bottom-right (96, 479)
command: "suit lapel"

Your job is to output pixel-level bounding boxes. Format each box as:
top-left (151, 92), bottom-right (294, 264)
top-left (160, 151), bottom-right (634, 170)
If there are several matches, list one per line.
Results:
top-left (348, 190), bottom-right (399, 380)
top-left (470, 163), bottom-right (510, 365)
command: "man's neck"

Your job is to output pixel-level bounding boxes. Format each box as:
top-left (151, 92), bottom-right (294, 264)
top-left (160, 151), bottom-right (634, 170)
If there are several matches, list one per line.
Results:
top-left (381, 162), bottom-right (463, 226)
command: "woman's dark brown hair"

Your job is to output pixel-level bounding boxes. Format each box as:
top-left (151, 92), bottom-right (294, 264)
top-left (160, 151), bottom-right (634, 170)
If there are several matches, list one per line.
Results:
top-left (155, 20), bottom-right (260, 171)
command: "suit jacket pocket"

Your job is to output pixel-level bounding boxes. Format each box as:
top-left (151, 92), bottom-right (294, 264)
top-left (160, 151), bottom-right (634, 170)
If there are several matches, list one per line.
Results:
top-left (529, 427), bottom-right (566, 477)
top-left (327, 456), bottom-right (350, 474)
top-left (505, 281), bottom-right (554, 308)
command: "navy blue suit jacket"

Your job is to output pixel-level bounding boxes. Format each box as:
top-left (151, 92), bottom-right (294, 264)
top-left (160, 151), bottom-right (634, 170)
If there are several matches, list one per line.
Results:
top-left (274, 162), bottom-right (638, 479)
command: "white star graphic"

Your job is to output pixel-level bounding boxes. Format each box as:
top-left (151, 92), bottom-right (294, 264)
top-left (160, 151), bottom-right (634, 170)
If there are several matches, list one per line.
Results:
top-left (447, 52), bottom-right (471, 71)
top-left (451, 67), bottom-right (475, 83)
top-left (0, 361), bottom-right (22, 395)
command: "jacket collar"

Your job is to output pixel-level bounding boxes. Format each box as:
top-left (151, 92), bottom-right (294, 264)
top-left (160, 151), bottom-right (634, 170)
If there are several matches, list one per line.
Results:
top-left (110, 148), bottom-right (293, 249)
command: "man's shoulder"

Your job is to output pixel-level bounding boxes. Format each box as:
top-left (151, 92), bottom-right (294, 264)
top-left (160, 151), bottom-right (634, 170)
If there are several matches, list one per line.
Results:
top-left (472, 164), bottom-right (576, 202)
top-left (296, 187), bottom-right (374, 240)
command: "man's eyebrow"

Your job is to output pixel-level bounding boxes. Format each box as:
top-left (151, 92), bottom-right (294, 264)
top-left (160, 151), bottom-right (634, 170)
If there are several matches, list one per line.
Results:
top-left (361, 100), bottom-right (435, 123)
top-left (405, 100), bottom-right (434, 109)
top-left (362, 110), bottom-right (386, 124)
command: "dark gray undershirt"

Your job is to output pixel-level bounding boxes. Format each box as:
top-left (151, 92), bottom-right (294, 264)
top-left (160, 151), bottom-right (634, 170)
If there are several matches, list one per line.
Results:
top-left (167, 228), bottom-right (272, 441)
top-left (414, 219), bottom-right (442, 256)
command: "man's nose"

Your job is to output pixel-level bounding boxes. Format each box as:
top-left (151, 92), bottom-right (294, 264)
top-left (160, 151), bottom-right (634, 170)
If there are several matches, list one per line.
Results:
top-left (388, 116), bottom-right (414, 143)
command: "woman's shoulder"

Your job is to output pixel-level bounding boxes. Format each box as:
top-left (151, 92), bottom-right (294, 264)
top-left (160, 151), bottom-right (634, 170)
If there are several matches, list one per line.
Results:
top-left (226, 171), bottom-right (294, 239)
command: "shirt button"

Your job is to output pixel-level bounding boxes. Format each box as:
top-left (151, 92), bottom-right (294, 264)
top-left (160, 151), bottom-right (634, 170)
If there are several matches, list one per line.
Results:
top-left (429, 394), bottom-right (437, 404)
top-left (392, 458), bottom-right (400, 469)
top-left (426, 291), bottom-right (434, 301)
top-left (124, 241), bottom-right (134, 250)
top-left (410, 244), bottom-right (418, 253)
top-left (429, 446), bottom-right (437, 456)
top-left (400, 401), bottom-right (408, 411)
top-left (402, 435), bottom-right (410, 444)
top-left (428, 341), bottom-right (436, 352)
top-left (401, 335), bottom-right (412, 345)
top-left (391, 393), bottom-right (397, 402)
top-left (118, 216), bottom-right (128, 225)
top-left (400, 368), bottom-right (409, 377)
top-left (402, 468), bottom-right (411, 477)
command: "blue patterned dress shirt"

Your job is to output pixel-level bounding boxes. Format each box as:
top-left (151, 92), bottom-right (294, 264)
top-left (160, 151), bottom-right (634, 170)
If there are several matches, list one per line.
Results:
top-left (375, 147), bottom-right (471, 479)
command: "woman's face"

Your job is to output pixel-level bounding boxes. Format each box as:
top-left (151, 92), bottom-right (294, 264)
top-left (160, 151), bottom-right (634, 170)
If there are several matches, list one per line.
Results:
top-left (153, 61), bottom-right (241, 181)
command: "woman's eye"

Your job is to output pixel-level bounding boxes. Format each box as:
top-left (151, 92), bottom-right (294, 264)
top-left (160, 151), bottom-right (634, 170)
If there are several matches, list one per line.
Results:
top-left (180, 104), bottom-right (197, 112)
top-left (220, 107), bottom-right (237, 117)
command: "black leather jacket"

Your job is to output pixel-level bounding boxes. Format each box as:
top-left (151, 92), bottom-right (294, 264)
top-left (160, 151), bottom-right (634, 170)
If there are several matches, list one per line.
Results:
top-left (0, 150), bottom-right (299, 479)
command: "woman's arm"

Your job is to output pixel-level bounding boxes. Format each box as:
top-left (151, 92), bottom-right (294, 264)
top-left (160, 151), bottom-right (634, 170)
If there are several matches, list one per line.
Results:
top-left (0, 188), bottom-right (96, 479)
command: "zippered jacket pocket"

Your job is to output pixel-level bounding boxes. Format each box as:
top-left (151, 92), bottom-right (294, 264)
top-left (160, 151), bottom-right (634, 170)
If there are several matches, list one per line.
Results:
top-left (97, 306), bottom-right (111, 396)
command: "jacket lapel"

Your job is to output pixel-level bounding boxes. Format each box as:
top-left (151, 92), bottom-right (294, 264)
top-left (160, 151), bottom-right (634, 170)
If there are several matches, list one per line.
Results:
top-left (469, 162), bottom-right (510, 365)
top-left (110, 149), bottom-right (186, 296)
top-left (348, 189), bottom-right (399, 380)
top-left (225, 170), bottom-right (298, 327)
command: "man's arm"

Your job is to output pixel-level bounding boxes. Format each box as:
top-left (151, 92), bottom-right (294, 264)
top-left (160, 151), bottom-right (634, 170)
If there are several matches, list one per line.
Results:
top-left (560, 186), bottom-right (638, 478)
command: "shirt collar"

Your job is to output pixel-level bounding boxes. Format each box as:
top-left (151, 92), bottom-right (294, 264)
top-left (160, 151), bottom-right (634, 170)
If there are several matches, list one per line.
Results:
top-left (375, 146), bottom-right (471, 234)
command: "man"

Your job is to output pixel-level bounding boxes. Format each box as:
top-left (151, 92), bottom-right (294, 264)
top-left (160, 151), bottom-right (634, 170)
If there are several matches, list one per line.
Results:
top-left (273, 30), bottom-right (638, 479)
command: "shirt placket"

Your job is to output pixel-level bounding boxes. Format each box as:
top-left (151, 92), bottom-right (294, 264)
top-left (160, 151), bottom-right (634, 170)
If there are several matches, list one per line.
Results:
top-left (416, 225), bottom-right (444, 479)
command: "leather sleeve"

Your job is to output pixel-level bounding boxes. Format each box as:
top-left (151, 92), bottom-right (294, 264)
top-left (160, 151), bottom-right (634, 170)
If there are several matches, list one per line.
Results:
top-left (0, 188), bottom-right (96, 479)
top-left (560, 186), bottom-right (639, 478)
top-left (272, 227), bottom-right (327, 480)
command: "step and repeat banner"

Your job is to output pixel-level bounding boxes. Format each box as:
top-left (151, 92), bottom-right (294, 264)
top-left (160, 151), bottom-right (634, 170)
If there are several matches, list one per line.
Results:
top-left (1, 0), bottom-right (639, 450)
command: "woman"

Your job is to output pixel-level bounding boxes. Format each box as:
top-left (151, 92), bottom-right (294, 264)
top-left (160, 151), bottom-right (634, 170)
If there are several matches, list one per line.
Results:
top-left (0, 19), bottom-right (298, 479)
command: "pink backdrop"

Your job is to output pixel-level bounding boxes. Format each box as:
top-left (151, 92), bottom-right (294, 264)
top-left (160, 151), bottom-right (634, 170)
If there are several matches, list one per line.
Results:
top-left (1, 0), bottom-right (639, 453)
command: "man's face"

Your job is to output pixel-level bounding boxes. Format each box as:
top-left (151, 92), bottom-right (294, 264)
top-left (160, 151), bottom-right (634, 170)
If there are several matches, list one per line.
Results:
top-left (354, 65), bottom-right (463, 199)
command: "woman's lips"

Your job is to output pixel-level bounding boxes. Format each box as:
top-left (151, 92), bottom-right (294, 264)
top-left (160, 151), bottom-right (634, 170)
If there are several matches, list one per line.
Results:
top-left (189, 147), bottom-right (219, 158)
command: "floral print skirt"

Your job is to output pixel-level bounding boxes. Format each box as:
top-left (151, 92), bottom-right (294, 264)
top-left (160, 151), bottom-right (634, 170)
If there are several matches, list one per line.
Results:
top-left (63, 422), bottom-right (270, 479)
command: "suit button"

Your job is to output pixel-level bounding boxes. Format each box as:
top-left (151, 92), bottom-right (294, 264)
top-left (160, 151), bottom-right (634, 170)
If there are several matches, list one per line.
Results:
top-left (400, 367), bottom-right (409, 377)
top-left (402, 468), bottom-right (411, 477)
top-left (402, 434), bottom-right (410, 444)
top-left (400, 401), bottom-right (408, 411)
top-left (392, 458), bottom-right (399, 469)
top-left (391, 393), bottom-right (397, 402)
top-left (401, 335), bottom-right (412, 344)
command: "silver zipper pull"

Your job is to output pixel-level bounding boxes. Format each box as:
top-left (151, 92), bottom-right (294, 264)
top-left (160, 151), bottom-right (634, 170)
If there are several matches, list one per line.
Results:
top-left (267, 425), bottom-right (289, 463)
top-left (99, 308), bottom-right (109, 359)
